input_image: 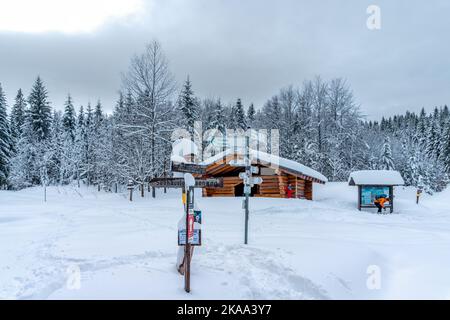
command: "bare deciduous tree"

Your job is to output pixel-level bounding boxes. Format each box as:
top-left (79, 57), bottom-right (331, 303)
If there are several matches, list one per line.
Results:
top-left (120, 40), bottom-right (177, 197)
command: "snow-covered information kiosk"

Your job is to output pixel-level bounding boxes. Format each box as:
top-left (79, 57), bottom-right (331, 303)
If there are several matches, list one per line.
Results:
top-left (348, 170), bottom-right (405, 213)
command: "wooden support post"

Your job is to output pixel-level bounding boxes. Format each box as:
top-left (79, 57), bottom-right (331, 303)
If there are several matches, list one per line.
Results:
top-left (163, 172), bottom-right (167, 194)
top-left (244, 133), bottom-right (250, 245)
top-left (390, 186), bottom-right (394, 213)
top-left (128, 180), bottom-right (133, 202)
top-left (184, 186), bottom-right (194, 293)
top-left (163, 163), bottom-right (167, 194)
top-left (416, 188), bottom-right (422, 205)
top-left (358, 186), bottom-right (362, 211)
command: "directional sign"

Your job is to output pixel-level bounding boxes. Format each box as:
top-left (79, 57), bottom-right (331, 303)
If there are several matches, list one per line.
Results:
top-left (171, 162), bottom-right (206, 175)
top-left (251, 177), bottom-right (263, 185)
top-left (150, 177), bottom-right (223, 188)
top-left (239, 168), bottom-right (259, 179)
top-left (127, 180), bottom-right (134, 190)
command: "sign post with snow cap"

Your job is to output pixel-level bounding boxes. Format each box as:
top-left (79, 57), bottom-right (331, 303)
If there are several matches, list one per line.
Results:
top-left (238, 129), bottom-right (264, 245)
top-left (184, 173), bottom-right (195, 293)
top-left (162, 137), bottom-right (223, 292)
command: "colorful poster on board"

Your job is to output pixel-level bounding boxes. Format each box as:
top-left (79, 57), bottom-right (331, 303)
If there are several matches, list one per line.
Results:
top-left (178, 210), bottom-right (202, 246)
top-left (194, 210), bottom-right (202, 224)
top-left (178, 229), bottom-right (201, 246)
top-left (187, 210), bottom-right (195, 242)
top-left (361, 186), bottom-right (390, 205)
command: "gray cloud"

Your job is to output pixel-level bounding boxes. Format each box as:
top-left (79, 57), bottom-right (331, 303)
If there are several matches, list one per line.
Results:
top-left (0, 0), bottom-right (449, 119)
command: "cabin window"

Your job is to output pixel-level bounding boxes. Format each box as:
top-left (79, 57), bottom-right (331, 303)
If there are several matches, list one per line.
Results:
top-left (260, 167), bottom-right (276, 176)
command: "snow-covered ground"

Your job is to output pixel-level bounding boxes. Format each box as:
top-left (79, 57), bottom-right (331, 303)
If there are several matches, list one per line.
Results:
top-left (1, 182), bottom-right (450, 300)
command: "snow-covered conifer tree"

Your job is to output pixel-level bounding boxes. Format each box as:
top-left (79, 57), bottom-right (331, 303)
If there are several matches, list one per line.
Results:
top-left (441, 120), bottom-right (450, 173)
top-left (49, 111), bottom-right (64, 183)
top-left (213, 99), bottom-right (225, 133)
top-left (62, 94), bottom-right (76, 142)
top-left (179, 76), bottom-right (198, 137)
top-left (247, 103), bottom-right (255, 128)
top-left (0, 83), bottom-right (12, 187)
top-left (234, 98), bottom-right (247, 130)
top-left (426, 109), bottom-right (441, 160)
top-left (73, 106), bottom-right (86, 186)
top-left (380, 136), bottom-right (395, 170)
top-left (28, 77), bottom-right (52, 141)
top-left (10, 89), bottom-right (26, 151)
top-left (9, 111), bottom-right (37, 188)
top-left (84, 103), bottom-right (95, 184)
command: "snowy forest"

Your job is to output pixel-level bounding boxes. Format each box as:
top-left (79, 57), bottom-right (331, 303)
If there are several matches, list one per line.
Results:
top-left (0, 41), bottom-right (449, 195)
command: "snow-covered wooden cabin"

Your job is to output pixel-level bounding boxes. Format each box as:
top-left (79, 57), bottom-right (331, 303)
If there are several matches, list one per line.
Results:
top-left (200, 149), bottom-right (327, 199)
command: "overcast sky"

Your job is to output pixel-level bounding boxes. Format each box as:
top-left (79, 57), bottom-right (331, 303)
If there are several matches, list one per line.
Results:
top-left (0, 0), bottom-right (449, 119)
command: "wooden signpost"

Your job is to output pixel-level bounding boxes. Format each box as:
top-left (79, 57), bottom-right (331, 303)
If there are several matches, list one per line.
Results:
top-left (171, 162), bottom-right (207, 175)
top-left (150, 164), bottom-right (222, 293)
top-left (127, 180), bottom-right (134, 202)
top-left (416, 187), bottom-right (423, 204)
top-left (150, 177), bottom-right (223, 189)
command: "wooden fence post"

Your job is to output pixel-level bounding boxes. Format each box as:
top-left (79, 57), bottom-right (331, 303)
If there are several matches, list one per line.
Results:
top-left (127, 180), bottom-right (134, 202)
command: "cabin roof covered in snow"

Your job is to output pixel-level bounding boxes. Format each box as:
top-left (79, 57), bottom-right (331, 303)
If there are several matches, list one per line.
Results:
top-left (171, 138), bottom-right (199, 157)
top-left (348, 170), bottom-right (405, 186)
top-left (201, 149), bottom-right (328, 183)
top-left (170, 154), bottom-right (187, 164)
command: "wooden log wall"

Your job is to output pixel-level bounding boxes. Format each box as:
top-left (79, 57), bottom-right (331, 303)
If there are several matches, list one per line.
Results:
top-left (278, 174), bottom-right (288, 197)
top-left (202, 176), bottom-right (240, 197)
top-left (202, 168), bottom-right (315, 200)
top-left (258, 175), bottom-right (282, 197)
top-left (297, 179), bottom-right (307, 199)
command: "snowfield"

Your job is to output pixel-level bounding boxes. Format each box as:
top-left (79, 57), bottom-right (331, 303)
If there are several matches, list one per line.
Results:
top-left (1, 182), bottom-right (450, 300)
